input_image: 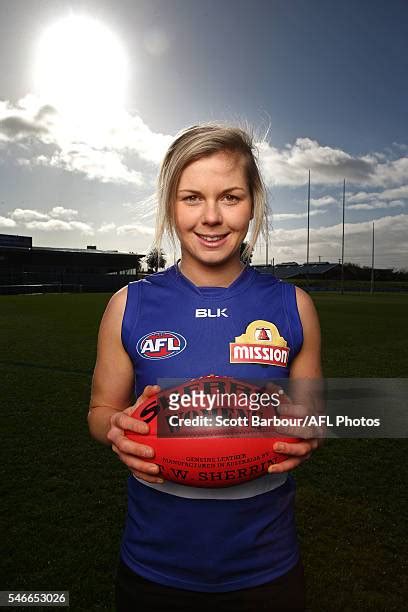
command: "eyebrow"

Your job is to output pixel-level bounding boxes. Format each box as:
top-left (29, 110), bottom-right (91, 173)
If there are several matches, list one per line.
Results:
top-left (178, 187), bottom-right (246, 194)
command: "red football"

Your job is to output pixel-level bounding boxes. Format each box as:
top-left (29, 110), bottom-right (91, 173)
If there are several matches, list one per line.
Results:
top-left (125, 374), bottom-right (300, 487)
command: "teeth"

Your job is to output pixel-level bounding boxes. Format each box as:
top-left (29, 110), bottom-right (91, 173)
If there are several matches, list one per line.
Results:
top-left (199, 235), bottom-right (225, 242)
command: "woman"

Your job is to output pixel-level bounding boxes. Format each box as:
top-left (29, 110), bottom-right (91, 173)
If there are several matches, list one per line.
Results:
top-left (88, 124), bottom-right (322, 611)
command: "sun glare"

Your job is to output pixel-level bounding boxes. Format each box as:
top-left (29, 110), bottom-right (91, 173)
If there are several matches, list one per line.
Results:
top-left (33, 15), bottom-right (128, 121)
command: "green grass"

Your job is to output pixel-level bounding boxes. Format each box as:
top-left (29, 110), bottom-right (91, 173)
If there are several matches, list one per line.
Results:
top-left (313, 293), bottom-right (407, 376)
top-left (1, 292), bottom-right (407, 611)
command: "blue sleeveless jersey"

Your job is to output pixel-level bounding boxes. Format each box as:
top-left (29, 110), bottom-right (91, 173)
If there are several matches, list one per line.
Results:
top-left (120, 264), bottom-right (303, 592)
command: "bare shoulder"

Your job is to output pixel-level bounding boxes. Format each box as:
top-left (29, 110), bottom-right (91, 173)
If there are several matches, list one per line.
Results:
top-left (295, 285), bottom-right (316, 309)
top-left (294, 285), bottom-right (321, 346)
top-left (294, 286), bottom-right (319, 326)
top-left (106, 284), bottom-right (128, 312)
top-left (90, 285), bottom-right (134, 412)
top-left (291, 286), bottom-right (322, 377)
top-left (100, 285), bottom-right (128, 329)
top-left (96, 286), bottom-right (130, 354)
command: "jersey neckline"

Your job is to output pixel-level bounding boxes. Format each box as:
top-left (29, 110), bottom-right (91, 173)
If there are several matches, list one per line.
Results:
top-left (168, 261), bottom-right (258, 298)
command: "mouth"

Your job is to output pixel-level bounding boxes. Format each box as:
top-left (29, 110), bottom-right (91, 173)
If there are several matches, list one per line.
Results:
top-left (195, 233), bottom-right (229, 248)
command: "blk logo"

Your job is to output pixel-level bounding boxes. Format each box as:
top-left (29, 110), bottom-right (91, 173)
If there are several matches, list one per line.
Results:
top-left (195, 308), bottom-right (229, 318)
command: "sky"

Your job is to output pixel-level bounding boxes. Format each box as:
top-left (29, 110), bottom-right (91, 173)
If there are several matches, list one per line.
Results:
top-left (0, 0), bottom-right (407, 268)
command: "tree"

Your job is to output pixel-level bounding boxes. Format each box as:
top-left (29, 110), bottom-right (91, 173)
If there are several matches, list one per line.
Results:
top-left (240, 241), bottom-right (253, 265)
top-left (145, 248), bottom-right (166, 273)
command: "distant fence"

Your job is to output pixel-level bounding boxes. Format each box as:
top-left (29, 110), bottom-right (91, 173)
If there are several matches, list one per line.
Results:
top-left (291, 279), bottom-right (408, 293)
top-left (1, 272), bottom-right (407, 295)
top-left (0, 273), bottom-right (144, 295)
top-left (1, 284), bottom-right (78, 295)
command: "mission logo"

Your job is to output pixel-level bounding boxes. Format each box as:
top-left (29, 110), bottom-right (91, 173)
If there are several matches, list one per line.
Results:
top-left (230, 320), bottom-right (290, 367)
top-left (137, 331), bottom-right (187, 360)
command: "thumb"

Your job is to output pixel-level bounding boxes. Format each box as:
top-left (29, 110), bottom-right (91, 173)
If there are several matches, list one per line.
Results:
top-left (132, 384), bottom-right (161, 410)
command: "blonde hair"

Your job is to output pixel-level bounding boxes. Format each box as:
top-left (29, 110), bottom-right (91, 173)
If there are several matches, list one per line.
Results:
top-left (154, 123), bottom-right (269, 261)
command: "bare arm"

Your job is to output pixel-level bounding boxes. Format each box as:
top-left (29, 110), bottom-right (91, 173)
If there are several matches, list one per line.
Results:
top-left (88, 287), bottom-right (163, 483)
top-left (88, 287), bottom-right (135, 444)
top-left (290, 286), bottom-right (322, 380)
top-left (269, 286), bottom-right (323, 473)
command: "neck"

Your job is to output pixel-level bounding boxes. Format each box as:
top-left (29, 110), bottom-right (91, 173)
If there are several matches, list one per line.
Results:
top-left (178, 256), bottom-right (245, 287)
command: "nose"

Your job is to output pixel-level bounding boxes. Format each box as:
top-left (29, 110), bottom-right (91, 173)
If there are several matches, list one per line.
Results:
top-left (202, 201), bottom-right (223, 225)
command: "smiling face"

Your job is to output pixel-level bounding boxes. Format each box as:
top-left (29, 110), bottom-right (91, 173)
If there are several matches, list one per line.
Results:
top-left (174, 150), bottom-right (253, 281)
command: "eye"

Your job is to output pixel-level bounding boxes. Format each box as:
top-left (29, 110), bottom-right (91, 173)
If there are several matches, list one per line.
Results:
top-left (222, 194), bottom-right (240, 203)
top-left (183, 195), bottom-right (201, 203)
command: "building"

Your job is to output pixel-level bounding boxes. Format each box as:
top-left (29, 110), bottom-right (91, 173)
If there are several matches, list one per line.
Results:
top-left (0, 233), bottom-right (144, 294)
top-left (254, 261), bottom-right (340, 279)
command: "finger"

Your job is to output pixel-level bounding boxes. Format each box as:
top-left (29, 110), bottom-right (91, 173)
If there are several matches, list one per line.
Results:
top-left (268, 450), bottom-right (313, 473)
top-left (113, 412), bottom-right (149, 434)
top-left (273, 424), bottom-right (317, 439)
top-left (116, 437), bottom-right (155, 459)
top-left (273, 441), bottom-right (314, 456)
top-left (268, 457), bottom-right (302, 473)
top-left (131, 470), bottom-right (164, 485)
top-left (134, 385), bottom-right (161, 407)
top-left (116, 451), bottom-right (160, 474)
top-left (276, 403), bottom-right (311, 417)
top-left (111, 440), bottom-right (156, 464)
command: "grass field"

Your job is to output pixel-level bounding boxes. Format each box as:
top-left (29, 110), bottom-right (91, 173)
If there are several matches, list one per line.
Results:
top-left (1, 292), bottom-right (407, 611)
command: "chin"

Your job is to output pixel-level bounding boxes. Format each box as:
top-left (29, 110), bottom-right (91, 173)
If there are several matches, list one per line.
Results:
top-left (196, 251), bottom-right (238, 267)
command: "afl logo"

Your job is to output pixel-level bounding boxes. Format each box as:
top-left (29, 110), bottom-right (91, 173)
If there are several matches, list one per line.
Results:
top-left (137, 331), bottom-right (187, 360)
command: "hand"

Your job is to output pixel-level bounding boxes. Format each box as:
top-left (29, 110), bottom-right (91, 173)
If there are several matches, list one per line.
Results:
top-left (268, 438), bottom-right (321, 474)
top-left (266, 388), bottom-right (324, 474)
top-left (107, 384), bottom-right (164, 484)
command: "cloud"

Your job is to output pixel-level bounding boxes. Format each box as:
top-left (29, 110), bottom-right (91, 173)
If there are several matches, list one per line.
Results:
top-left (25, 219), bottom-right (72, 231)
top-left (392, 142), bottom-right (408, 153)
top-left (2, 96), bottom-right (408, 195)
top-left (348, 200), bottom-right (405, 211)
top-left (25, 219), bottom-right (94, 234)
top-left (346, 185), bottom-right (408, 210)
top-left (116, 223), bottom-right (155, 236)
top-left (35, 105), bottom-right (57, 121)
top-left (348, 185), bottom-right (408, 205)
top-left (1, 96), bottom-right (408, 270)
top-left (97, 222), bottom-right (116, 233)
top-left (6, 206), bottom-right (93, 234)
top-left (381, 185), bottom-right (408, 200)
top-left (108, 113), bottom-right (172, 164)
top-left (10, 208), bottom-right (49, 222)
top-left (49, 206), bottom-right (78, 220)
top-left (258, 138), bottom-right (408, 189)
top-left (0, 97), bottom-right (53, 143)
top-left (68, 221), bottom-right (94, 235)
top-left (273, 210), bottom-right (326, 221)
top-left (258, 138), bottom-right (375, 187)
top-left (310, 196), bottom-right (337, 207)
top-left (0, 215), bottom-right (17, 228)
top-left (41, 145), bottom-right (144, 185)
top-left (0, 96), bottom-right (165, 184)
top-left (264, 214), bottom-right (408, 269)
top-left (0, 116), bottom-right (48, 140)
top-left (347, 191), bottom-right (380, 204)
top-left (373, 156), bottom-right (408, 187)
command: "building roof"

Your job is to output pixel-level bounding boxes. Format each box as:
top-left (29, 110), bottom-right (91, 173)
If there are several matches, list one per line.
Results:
top-left (255, 262), bottom-right (339, 278)
top-left (0, 233), bottom-right (144, 273)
